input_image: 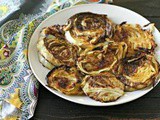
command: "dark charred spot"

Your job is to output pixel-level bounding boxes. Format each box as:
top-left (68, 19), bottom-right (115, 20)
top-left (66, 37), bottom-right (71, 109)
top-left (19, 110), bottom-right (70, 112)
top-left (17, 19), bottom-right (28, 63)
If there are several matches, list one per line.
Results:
top-left (122, 60), bottom-right (139, 75)
top-left (64, 66), bottom-right (71, 72)
top-left (77, 79), bottom-right (81, 84)
top-left (138, 47), bottom-right (152, 54)
top-left (123, 52), bottom-right (146, 62)
top-left (94, 19), bottom-right (99, 23)
top-left (93, 46), bottom-right (103, 51)
top-left (143, 23), bottom-right (152, 27)
top-left (56, 77), bottom-right (69, 89)
top-left (88, 36), bottom-right (93, 41)
top-left (116, 75), bottom-right (127, 84)
top-left (122, 44), bottom-right (126, 48)
top-left (47, 25), bottom-right (65, 39)
top-left (96, 35), bottom-right (106, 43)
top-left (121, 53), bottom-right (147, 75)
top-left (78, 87), bottom-right (83, 92)
top-left (98, 59), bottom-right (106, 69)
top-left (120, 21), bottom-right (127, 26)
top-left (121, 28), bottom-right (128, 40)
top-left (123, 63), bottom-right (138, 75)
top-left (77, 24), bottom-right (83, 30)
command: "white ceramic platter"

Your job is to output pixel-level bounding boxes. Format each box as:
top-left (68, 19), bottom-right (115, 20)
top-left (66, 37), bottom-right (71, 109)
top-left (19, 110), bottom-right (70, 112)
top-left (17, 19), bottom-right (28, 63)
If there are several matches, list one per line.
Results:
top-left (28, 4), bottom-right (160, 106)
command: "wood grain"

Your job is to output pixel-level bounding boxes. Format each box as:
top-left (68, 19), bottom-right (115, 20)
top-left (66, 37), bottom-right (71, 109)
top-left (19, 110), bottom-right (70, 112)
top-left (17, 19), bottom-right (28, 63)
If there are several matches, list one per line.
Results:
top-left (31, 84), bottom-right (160, 120)
top-left (114, 0), bottom-right (160, 17)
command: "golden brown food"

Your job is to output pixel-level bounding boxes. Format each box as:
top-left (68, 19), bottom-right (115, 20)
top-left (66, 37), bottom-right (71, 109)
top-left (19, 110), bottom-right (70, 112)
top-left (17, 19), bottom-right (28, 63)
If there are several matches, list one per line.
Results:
top-left (108, 23), bottom-right (156, 56)
top-left (81, 72), bottom-right (124, 102)
top-left (64, 12), bottom-right (115, 48)
top-left (37, 25), bottom-right (78, 70)
top-left (114, 53), bottom-right (160, 91)
top-left (47, 66), bottom-right (84, 95)
top-left (36, 12), bottom-right (160, 103)
top-left (77, 42), bottom-right (127, 74)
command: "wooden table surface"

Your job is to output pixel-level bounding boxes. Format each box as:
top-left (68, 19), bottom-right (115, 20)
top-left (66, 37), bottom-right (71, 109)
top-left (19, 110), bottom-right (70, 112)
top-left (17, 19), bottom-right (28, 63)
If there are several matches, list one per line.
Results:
top-left (31, 1), bottom-right (160, 120)
top-left (2, 0), bottom-right (160, 120)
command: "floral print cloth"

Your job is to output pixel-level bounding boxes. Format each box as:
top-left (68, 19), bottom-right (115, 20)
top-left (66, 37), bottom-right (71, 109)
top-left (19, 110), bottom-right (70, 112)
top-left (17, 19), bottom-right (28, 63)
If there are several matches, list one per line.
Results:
top-left (0, 0), bottom-right (112, 119)
top-left (0, 0), bottom-right (25, 22)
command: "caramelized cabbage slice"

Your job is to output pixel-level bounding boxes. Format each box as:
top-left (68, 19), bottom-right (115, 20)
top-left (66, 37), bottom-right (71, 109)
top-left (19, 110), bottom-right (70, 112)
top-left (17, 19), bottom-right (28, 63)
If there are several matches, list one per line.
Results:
top-left (65, 12), bottom-right (115, 48)
top-left (37, 25), bottom-right (78, 70)
top-left (81, 72), bottom-right (124, 102)
top-left (109, 23), bottom-right (156, 56)
top-left (47, 66), bottom-right (84, 95)
top-left (38, 53), bottom-right (54, 70)
top-left (77, 42), bottom-right (127, 74)
top-left (114, 53), bottom-right (160, 91)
